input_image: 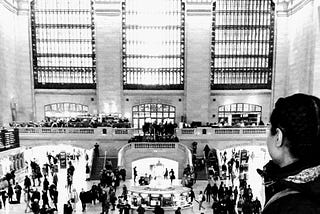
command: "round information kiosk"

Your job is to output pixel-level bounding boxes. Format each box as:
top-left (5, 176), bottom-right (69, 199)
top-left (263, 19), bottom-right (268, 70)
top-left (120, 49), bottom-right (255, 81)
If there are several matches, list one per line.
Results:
top-left (128, 184), bottom-right (193, 213)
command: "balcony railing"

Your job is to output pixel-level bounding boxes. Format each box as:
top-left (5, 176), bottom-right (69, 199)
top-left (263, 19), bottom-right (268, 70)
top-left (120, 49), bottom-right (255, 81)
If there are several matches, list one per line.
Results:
top-left (18, 126), bottom-right (267, 140)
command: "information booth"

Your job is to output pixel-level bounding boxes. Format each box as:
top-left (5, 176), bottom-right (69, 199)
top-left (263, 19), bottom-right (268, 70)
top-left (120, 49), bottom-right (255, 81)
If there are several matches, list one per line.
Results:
top-left (128, 185), bottom-right (192, 212)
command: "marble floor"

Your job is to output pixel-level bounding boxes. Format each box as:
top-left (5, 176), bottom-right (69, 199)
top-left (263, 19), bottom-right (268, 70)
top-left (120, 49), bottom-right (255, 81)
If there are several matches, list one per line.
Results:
top-left (0, 146), bottom-right (268, 214)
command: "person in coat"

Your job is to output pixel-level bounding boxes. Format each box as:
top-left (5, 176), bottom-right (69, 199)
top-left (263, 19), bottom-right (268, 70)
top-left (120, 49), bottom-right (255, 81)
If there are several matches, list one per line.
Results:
top-left (260, 94), bottom-right (320, 214)
top-left (14, 183), bottom-right (22, 203)
top-left (7, 185), bottom-right (13, 203)
top-left (79, 188), bottom-right (87, 212)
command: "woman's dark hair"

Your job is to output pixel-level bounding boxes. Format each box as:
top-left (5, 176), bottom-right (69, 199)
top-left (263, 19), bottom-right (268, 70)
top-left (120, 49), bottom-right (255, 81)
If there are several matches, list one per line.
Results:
top-left (270, 93), bottom-right (320, 160)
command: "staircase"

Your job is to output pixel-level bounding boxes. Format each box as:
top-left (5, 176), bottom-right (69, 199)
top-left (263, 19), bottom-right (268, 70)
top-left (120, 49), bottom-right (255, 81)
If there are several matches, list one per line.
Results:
top-left (90, 155), bottom-right (106, 180)
top-left (194, 157), bottom-right (208, 180)
top-left (90, 151), bottom-right (119, 180)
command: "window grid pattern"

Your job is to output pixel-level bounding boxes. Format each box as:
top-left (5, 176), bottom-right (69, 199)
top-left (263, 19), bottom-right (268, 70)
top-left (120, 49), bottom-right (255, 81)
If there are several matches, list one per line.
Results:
top-left (31, 0), bottom-right (96, 89)
top-left (122, 0), bottom-right (185, 90)
top-left (211, 0), bottom-right (275, 90)
top-left (44, 102), bottom-right (89, 118)
top-left (132, 104), bottom-right (176, 129)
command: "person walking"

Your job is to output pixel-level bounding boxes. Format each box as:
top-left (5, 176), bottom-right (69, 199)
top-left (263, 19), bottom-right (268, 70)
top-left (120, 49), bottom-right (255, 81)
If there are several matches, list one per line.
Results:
top-left (23, 188), bottom-right (31, 212)
top-left (79, 188), bottom-right (87, 212)
top-left (204, 183), bottom-right (212, 202)
top-left (69, 188), bottom-right (79, 211)
top-left (51, 187), bottom-right (58, 211)
top-left (0, 188), bottom-right (7, 208)
top-left (24, 175), bottom-right (32, 191)
top-left (197, 191), bottom-right (205, 211)
top-left (260, 94), bottom-right (320, 214)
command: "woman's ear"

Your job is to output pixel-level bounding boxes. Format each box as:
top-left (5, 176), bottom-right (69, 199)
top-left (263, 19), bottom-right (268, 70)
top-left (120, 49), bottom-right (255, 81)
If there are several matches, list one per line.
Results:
top-left (275, 128), bottom-right (284, 147)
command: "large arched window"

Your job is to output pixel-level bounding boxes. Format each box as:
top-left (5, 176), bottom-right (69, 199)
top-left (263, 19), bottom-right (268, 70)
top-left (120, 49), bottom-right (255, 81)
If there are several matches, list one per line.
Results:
top-left (44, 103), bottom-right (89, 119)
top-left (122, 0), bottom-right (185, 90)
top-left (218, 103), bottom-right (262, 126)
top-left (211, 0), bottom-right (275, 89)
top-left (30, 0), bottom-right (96, 89)
top-left (132, 104), bottom-right (176, 129)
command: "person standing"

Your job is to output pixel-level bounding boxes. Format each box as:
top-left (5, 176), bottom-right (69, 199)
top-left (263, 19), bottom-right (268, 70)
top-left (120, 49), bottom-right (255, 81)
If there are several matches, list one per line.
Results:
top-left (252, 197), bottom-right (261, 214)
top-left (175, 207), bottom-right (181, 214)
top-left (42, 190), bottom-right (50, 209)
top-left (14, 183), bottom-right (22, 203)
top-left (43, 177), bottom-right (49, 192)
top-left (133, 167), bottom-right (138, 182)
top-left (123, 200), bottom-right (131, 214)
top-left (24, 175), bottom-right (32, 191)
top-left (7, 185), bottom-right (13, 203)
top-left (31, 188), bottom-right (41, 203)
top-left (153, 202), bottom-right (164, 214)
top-left (163, 168), bottom-right (168, 180)
top-left (137, 204), bottom-right (145, 214)
top-left (64, 200), bottom-right (73, 214)
top-left (260, 94), bottom-right (320, 214)
top-left (52, 172), bottom-right (58, 187)
top-left (169, 169), bottom-right (175, 185)
top-left (189, 187), bottom-right (195, 202)
top-left (101, 190), bottom-right (110, 214)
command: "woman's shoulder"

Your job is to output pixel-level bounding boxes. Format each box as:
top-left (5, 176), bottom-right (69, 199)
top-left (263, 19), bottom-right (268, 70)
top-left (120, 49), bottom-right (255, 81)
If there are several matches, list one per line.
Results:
top-left (263, 193), bottom-right (320, 214)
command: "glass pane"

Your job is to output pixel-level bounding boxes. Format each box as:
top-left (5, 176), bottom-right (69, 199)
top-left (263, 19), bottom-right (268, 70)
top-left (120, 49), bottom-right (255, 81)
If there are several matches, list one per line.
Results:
top-left (169, 106), bottom-right (175, 111)
top-left (237, 104), bottom-right (243, 112)
top-left (169, 113), bottom-right (175, 117)
top-left (151, 113), bottom-right (157, 117)
top-left (163, 113), bottom-right (169, 117)
top-left (122, 0), bottom-right (185, 87)
top-left (133, 112), bottom-right (139, 118)
top-left (139, 105), bottom-right (145, 111)
top-left (163, 105), bottom-right (169, 112)
top-left (231, 104), bottom-right (236, 112)
top-left (151, 104), bottom-right (157, 112)
top-left (244, 104), bottom-right (249, 111)
top-left (133, 119), bottom-right (139, 129)
top-left (139, 112), bottom-right (144, 117)
top-left (145, 104), bottom-right (150, 111)
top-left (31, 0), bottom-right (95, 86)
top-left (225, 105), bottom-right (230, 112)
top-left (157, 104), bottom-right (162, 111)
top-left (145, 112), bottom-right (150, 117)
top-left (133, 106), bottom-right (138, 111)
top-left (44, 105), bottom-right (51, 111)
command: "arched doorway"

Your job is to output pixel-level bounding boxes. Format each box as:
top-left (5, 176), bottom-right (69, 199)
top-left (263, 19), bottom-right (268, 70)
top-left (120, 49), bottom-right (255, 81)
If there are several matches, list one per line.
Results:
top-left (218, 103), bottom-right (262, 126)
top-left (132, 103), bottom-right (176, 129)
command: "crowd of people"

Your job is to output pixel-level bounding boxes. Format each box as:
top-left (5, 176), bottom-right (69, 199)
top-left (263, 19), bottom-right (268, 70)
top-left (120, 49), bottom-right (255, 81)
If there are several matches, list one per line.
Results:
top-left (9, 114), bottom-right (130, 129)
